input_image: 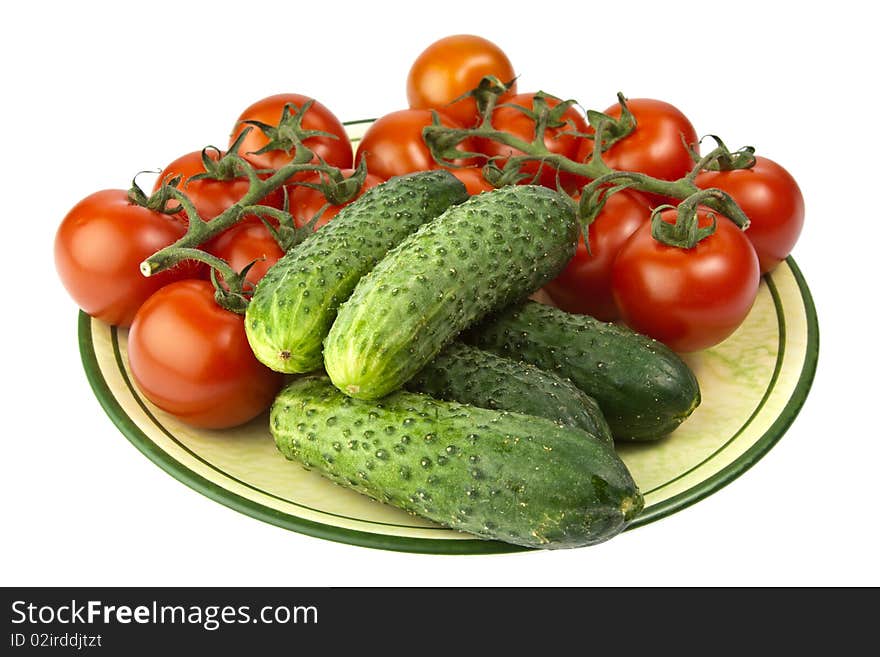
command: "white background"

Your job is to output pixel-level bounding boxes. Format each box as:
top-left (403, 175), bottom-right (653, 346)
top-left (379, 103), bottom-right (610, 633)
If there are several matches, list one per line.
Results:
top-left (2, 0), bottom-right (877, 586)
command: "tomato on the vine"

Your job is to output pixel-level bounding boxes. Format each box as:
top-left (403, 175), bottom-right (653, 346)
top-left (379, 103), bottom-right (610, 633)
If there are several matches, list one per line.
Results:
top-left (153, 149), bottom-right (284, 224)
top-left (449, 167), bottom-right (496, 195)
top-left (407, 34), bottom-right (517, 127)
top-left (229, 93), bottom-right (352, 173)
top-left (695, 156), bottom-right (804, 273)
top-left (612, 208), bottom-right (760, 352)
top-left (476, 92), bottom-right (587, 191)
top-left (579, 98), bottom-right (698, 190)
top-left (128, 279), bottom-right (283, 429)
top-left (205, 222), bottom-right (284, 288)
top-left (54, 189), bottom-right (202, 327)
top-left (355, 109), bottom-right (475, 180)
top-left (544, 190), bottom-right (651, 321)
top-left (288, 169), bottom-right (384, 230)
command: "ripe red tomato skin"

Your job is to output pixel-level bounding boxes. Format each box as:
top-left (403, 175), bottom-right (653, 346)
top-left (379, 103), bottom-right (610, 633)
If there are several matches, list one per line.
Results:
top-left (578, 98), bottom-right (698, 204)
top-left (544, 190), bottom-right (651, 321)
top-left (127, 280), bottom-right (283, 429)
top-left (449, 167), bottom-right (496, 195)
top-left (229, 93), bottom-right (353, 173)
top-left (355, 109), bottom-right (475, 180)
top-left (695, 156), bottom-right (804, 273)
top-left (205, 222), bottom-right (284, 288)
top-left (407, 34), bottom-right (517, 127)
top-left (153, 150), bottom-right (284, 224)
top-left (288, 169), bottom-right (385, 230)
top-left (611, 209), bottom-right (760, 353)
top-left (476, 92), bottom-right (587, 191)
top-left (54, 189), bottom-right (201, 327)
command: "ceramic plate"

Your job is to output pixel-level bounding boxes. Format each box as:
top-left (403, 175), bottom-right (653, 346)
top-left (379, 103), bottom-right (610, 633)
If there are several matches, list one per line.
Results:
top-left (77, 120), bottom-right (819, 554)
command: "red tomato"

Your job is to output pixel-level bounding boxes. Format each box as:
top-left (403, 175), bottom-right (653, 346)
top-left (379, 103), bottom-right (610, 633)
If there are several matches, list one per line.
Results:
top-left (128, 280), bottom-right (283, 429)
top-left (612, 209), bottom-right (760, 352)
top-left (407, 34), bottom-right (517, 127)
top-left (695, 156), bottom-right (804, 273)
top-left (449, 167), bottom-right (496, 195)
top-left (355, 109), bottom-right (475, 180)
top-left (229, 93), bottom-right (353, 173)
top-left (153, 150), bottom-right (284, 223)
top-left (544, 190), bottom-right (651, 320)
top-left (476, 92), bottom-right (587, 190)
top-left (205, 222), bottom-right (284, 288)
top-left (579, 98), bottom-right (698, 196)
top-left (55, 189), bottom-right (201, 327)
top-left (288, 169), bottom-right (385, 230)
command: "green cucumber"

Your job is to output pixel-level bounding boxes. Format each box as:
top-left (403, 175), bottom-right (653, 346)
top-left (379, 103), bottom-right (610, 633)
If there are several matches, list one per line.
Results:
top-left (465, 301), bottom-right (701, 441)
top-left (406, 342), bottom-right (612, 444)
top-left (271, 376), bottom-right (643, 549)
top-left (245, 170), bottom-right (468, 373)
top-left (324, 185), bottom-right (579, 400)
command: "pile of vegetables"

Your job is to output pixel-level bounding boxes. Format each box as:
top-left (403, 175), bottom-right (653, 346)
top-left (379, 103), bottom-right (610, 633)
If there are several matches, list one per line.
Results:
top-left (54, 35), bottom-right (804, 548)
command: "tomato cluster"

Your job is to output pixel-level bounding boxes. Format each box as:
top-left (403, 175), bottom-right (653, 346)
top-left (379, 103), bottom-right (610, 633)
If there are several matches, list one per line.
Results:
top-left (402, 36), bottom-right (803, 352)
top-left (55, 33), bottom-right (804, 429)
top-left (55, 93), bottom-right (376, 428)
top-left (554, 110), bottom-right (802, 349)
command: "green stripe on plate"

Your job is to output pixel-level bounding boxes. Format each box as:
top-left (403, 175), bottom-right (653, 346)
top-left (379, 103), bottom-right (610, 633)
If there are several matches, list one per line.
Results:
top-left (630, 258), bottom-right (818, 528)
top-left (109, 327), bottom-right (452, 532)
top-left (640, 275), bottom-right (786, 498)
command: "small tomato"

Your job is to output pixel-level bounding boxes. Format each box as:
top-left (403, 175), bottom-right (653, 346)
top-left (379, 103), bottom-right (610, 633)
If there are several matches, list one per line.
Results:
top-left (612, 208), bottom-right (760, 352)
top-left (127, 280), bottom-right (283, 428)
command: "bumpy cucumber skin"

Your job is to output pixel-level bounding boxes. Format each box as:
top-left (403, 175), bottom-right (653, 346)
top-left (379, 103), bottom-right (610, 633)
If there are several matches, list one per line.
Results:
top-left (465, 301), bottom-right (701, 441)
top-left (406, 342), bottom-right (613, 445)
top-left (324, 185), bottom-right (578, 400)
top-left (244, 171), bottom-right (468, 374)
top-left (271, 376), bottom-right (643, 549)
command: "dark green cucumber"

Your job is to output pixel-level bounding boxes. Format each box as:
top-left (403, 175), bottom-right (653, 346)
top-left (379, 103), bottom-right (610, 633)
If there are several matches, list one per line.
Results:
top-left (245, 170), bottom-right (468, 373)
top-left (324, 185), bottom-right (578, 399)
top-left (406, 342), bottom-right (613, 444)
top-left (465, 301), bottom-right (701, 441)
top-left (271, 376), bottom-right (643, 549)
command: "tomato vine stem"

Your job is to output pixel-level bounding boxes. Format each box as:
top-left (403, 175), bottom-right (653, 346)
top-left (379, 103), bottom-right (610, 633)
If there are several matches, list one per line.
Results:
top-left (127, 174), bottom-right (181, 214)
top-left (139, 156), bottom-right (340, 277)
top-left (650, 188), bottom-right (748, 249)
top-left (423, 82), bottom-right (753, 247)
top-left (140, 100), bottom-right (360, 281)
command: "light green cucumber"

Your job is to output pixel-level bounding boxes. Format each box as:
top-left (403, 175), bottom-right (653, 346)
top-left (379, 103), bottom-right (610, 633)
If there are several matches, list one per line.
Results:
top-left (324, 185), bottom-right (578, 399)
top-left (271, 376), bottom-right (643, 549)
top-left (244, 170), bottom-right (468, 373)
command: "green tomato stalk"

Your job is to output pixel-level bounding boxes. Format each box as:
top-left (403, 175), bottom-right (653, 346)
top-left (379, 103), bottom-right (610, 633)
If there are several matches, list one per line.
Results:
top-left (423, 83), bottom-right (753, 248)
top-left (138, 104), bottom-right (364, 311)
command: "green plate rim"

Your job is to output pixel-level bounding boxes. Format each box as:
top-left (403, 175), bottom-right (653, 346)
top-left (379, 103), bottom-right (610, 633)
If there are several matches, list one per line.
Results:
top-left (78, 256), bottom-right (818, 555)
top-left (628, 257), bottom-right (819, 527)
top-left (78, 312), bottom-right (525, 555)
